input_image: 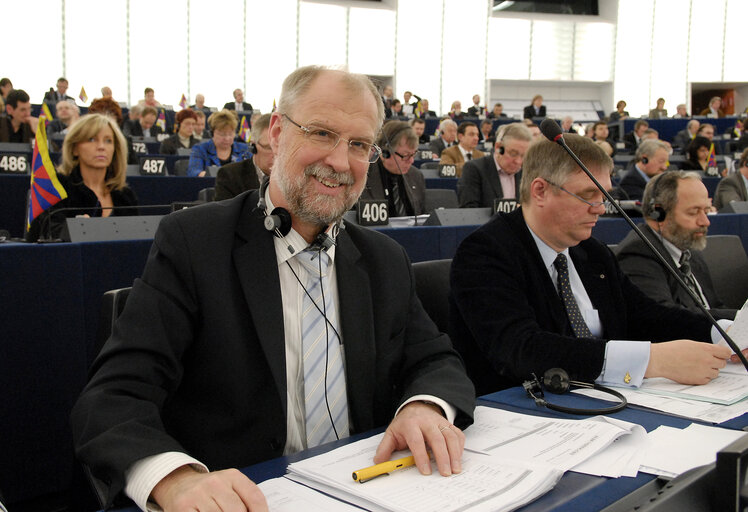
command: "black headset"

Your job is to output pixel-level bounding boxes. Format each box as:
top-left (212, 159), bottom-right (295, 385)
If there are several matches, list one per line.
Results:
top-left (379, 122), bottom-right (412, 160)
top-left (249, 142), bottom-right (258, 154)
top-left (641, 155), bottom-right (649, 164)
top-left (523, 368), bottom-right (627, 415)
top-left (647, 172), bottom-right (667, 222)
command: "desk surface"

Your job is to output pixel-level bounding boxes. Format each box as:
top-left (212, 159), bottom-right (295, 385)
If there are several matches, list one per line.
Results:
top-left (107, 389), bottom-right (746, 512)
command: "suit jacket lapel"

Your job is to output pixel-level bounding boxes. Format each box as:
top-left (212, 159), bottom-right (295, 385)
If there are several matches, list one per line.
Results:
top-left (571, 243), bottom-right (616, 337)
top-left (484, 158), bottom-right (503, 199)
top-left (335, 227), bottom-right (376, 431)
top-left (233, 197), bottom-right (288, 413)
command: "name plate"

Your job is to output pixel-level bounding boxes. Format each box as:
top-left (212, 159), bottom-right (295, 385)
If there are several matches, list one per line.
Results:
top-left (132, 141), bottom-right (147, 154)
top-left (493, 198), bottom-right (519, 214)
top-left (140, 156), bottom-right (167, 175)
top-left (419, 149), bottom-right (433, 160)
top-left (438, 164), bottom-right (456, 178)
top-left (357, 200), bottom-right (389, 226)
top-left (705, 166), bottom-right (720, 177)
top-left (0, 153), bottom-right (30, 174)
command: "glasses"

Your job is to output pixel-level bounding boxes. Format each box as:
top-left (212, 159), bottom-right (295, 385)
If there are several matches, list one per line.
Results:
top-left (283, 114), bottom-right (381, 163)
top-left (394, 150), bottom-right (417, 160)
top-left (544, 178), bottom-right (606, 208)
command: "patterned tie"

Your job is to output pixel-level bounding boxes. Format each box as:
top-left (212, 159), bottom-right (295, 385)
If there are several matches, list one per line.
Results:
top-left (391, 177), bottom-right (407, 217)
top-left (554, 254), bottom-right (592, 338)
top-left (679, 250), bottom-right (707, 307)
top-left (466, 153), bottom-right (472, 161)
top-left (297, 248), bottom-right (349, 448)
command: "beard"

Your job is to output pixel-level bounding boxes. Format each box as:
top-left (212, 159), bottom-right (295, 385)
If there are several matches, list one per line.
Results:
top-left (273, 147), bottom-right (364, 227)
top-left (664, 222), bottom-right (708, 251)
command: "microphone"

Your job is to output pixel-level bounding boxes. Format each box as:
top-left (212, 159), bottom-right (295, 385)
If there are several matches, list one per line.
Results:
top-left (539, 118), bottom-right (748, 372)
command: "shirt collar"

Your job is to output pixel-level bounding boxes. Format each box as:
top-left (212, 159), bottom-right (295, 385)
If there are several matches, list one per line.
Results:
top-left (634, 164), bottom-right (651, 184)
top-left (527, 223), bottom-right (570, 272)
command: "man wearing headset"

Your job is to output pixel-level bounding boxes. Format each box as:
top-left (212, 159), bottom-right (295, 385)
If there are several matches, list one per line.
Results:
top-left (360, 121), bottom-right (427, 216)
top-left (72, 67), bottom-right (475, 511)
top-left (617, 139), bottom-right (670, 200)
top-left (616, 171), bottom-right (736, 320)
top-left (457, 122), bottom-right (532, 208)
top-left (450, 134), bottom-right (735, 397)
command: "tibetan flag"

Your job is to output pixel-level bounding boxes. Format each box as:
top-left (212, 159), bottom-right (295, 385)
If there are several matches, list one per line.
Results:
top-left (79, 86), bottom-right (88, 103)
top-left (415, 100), bottom-right (424, 118)
top-left (272, 98), bottom-right (277, 112)
top-left (156, 109), bottom-right (167, 131)
top-left (28, 117), bottom-right (67, 229)
top-left (708, 143), bottom-right (717, 168)
top-left (239, 115), bottom-right (250, 142)
top-left (41, 103), bottom-right (54, 125)
top-left (179, 94), bottom-right (187, 109)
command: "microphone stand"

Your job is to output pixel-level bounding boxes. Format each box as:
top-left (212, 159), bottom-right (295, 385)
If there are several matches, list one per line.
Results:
top-left (540, 118), bottom-right (748, 372)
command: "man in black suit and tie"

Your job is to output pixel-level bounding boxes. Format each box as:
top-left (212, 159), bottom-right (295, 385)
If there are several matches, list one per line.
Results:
top-left (623, 120), bottom-right (649, 150)
top-left (223, 88), bottom-right (253, 112)
top-left (467, 94), bottom-right (485, 117)
top-left (457, 122), bottom-right (531, 208)
top-left (428, 119), bottom-right (458, 157)
top-left (43, 77), bottom-right (75, 107)
top-left (121, 106), bottom-right (163, 138)
top-left (215, 114), bottom-right (274, 201)
top-left (616, 171), bottom-right (735, 319)
top-left (72, 66), bottom-right (474, 511)
top-left (450, 134), bottom-right (733, 396)
top-left (522, 94), bottom-right (546, 119)
top-left (618, 139), bottom-right (670, 200)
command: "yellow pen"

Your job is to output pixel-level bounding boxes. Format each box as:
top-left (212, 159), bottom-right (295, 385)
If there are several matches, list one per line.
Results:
top-left (352, 455), bottom-right (416, 483)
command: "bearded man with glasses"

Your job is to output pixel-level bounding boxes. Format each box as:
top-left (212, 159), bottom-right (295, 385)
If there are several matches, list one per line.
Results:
top-left (72, 66), bottom-right (475, 512)
top-left (450, 134), bottom-right (733, 397)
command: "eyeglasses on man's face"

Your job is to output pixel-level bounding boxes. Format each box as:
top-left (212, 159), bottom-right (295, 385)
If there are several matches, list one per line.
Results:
top-left (544, 178), bottom-right (606, 208)
top-left (283, 114), bottom-right (381, 163)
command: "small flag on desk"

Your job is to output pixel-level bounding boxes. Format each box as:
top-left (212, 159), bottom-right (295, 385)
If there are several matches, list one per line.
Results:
top-left (157, 109), bottom-right (167, 131)
top-left (79, 86), bottom-right (88, 103)
top-left (415, 100), bottom-right (424, 118)
top-left (239, 115), bottom-right (250, 142)
top-left (41, 103), bottom-right (54, 124)
top-left (179, 94), bottom-right (187, 109)
top-left (28, 117), bottom-right (68, 230)
top-left (708, 143), bottom-right (717, 168)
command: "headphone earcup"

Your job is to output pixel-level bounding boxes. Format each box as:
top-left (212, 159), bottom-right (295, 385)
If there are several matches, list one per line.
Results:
top-left (249, 142), bottom-right (257, 153)
top-left (648, 205), bottom-right (667, 222)
top-left (381, 149), bottom-right (391, 159)
top-left (498, 145), bottom-right (505, 155)
top-left (642, 156), bottom-right (649, 164)
top-left (542, 368), bottom-right (571, 394)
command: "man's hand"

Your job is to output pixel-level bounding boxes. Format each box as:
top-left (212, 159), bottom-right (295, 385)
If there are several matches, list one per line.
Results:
top-left (729, 348), bottom-right (748, 364)
top-left (373, 401), bottom-right (464, 477)
top-left (151, 465), bottom-right (268, 512)
top-left (647, 340), bottom-right (731, 385)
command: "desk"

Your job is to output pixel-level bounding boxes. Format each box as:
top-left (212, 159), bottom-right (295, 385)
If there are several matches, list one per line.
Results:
top-left (106, 390), bottom-right (747, 512)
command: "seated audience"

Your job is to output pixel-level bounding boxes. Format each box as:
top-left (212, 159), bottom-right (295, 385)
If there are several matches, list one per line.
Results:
top-left (193, 110), bottom-right (210, 139)
top-left (595, 140), bottom-right (614, 156)
top-left (648, 97), bottom-right (668, 119)
top-left (122, 106), bottom-right (162, 138)
top-left (696, 122), bottom-right (718, 153)
top-left (449, 100), bottom-right (465, 120)
top-left (467, 94), bottom-right (485, 117)
top-left (187, 110), bottom-right (249, 177)
top-left (223, 88), bottom-right (252, 112)
top-left (0, 78), bottom-right (12, 102)
top-left (617, 171), bottom-right (735, 319)
top-left (43, 77), bottom-right (75, 108)
top-left (137, 87), bottom-right (161, 108)
top-left (0, 89), bottom-right (34, 143)
top-left (417, 98), bottom-right (437, 118)
top-left (101, 86), bottom-right (113, 99)
top-left (126, 104), bottom-right (142, 126)
top-left (486, 103), bottom-right (507, 119)
top-left (714, 148), bottom-right (748, 210)
top-left (673, 104), bottom-right (689, 118)
top-left (388, 99), bottom-right (403, 119)
top-left (561, 116), bottom-right (575, 134)
top-left (523, 119), bottom-right (541, 140)
top-left (360, 121), bottom-right (426, 216)
top-left (592, 121), bottom-right (617, 156)
top-left (699, 96), bottom-right (725, 118)
top-left (673, 119), bottom-right (700, 153)
top-left (428, 118), bottom-right (457, 157)
top-left (26, 113), bottom-right (137, 242)
top-left (409, 117), bottom-right (430, 144)
top-left (624, 119), bottom-right (649, 150)
top-left (449, 134), bottom-right (735, 395)
top-left (523, 94), bottom-right (545, 119)
top-left (457, 122), bottom-right (531, 208)
top-left (479, 119), bottom-right (494, 144)
top-left (158, 109), bottom-right (200, 155)
top-left (88, 97), bottom-right (138, 165)
top-left (47, 99), bottom-right (81, 150)
top-left (401, 90), bottom-right (417, 116)
top-left (439, 121), bottom-right (485, 177)
top-left (726, 118), bottom-right (745, 140)
top-left (680, 136), bottom-right (712, 172)
top-left (190, 93), bottom-right (212, 117)
top-left (609, 100), bottom-right (629, 121)
top-left (214, 114), bottom-right (273, 201)
top-left (618, 139), bottom-right (670, 200)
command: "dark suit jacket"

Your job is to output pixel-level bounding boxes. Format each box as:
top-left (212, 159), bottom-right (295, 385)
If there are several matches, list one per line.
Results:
top-left (158, 133), bottom-right (199, 155)
top-left (673, 129), bottom-right (693, 152)
top-left (714, 172), bottom-right (748, 210)
top-left (214, 158), bottom-right (262, 201)
top-left (467, 106), bottom-right (485, 117)
top-left (618, 167), bottom-right (648, 200)
top-left (428, 137), bottom-right (453, 157)
top-left (122, 119), bottom-right (163, 138)
top-left (71, 191), bottom-right (475, 506)
top-left (449, 208), bottom-right (713, 395)
top-left (522, 105), bottom-right (546, 119)
top-left (616, 225), bottom-right (735, 319)
top-left (0, 115), bottom-right (33, 143)
top-left (457, 155), bottom-right (521, 208)
top-left (360, 160), bottom-right (427, 216)
top-left (623, 132), bottom-right (640, 150)
top-left (223, 101), bottom-right (253, 112)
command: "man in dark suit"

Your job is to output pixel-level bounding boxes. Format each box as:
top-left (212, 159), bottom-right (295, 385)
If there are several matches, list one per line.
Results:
top-left (714, 148), bottom-right (748, 210)
top-left (0, 89), bottom-right (33, 143)
top-left (457, 122), bottom-right (531, 208)
top-left (360, 121), bottom-right (426, 216)
top-left (673, 119), bottom-right (700, 153)
top-left (522, 94), bottom-right (545, 119)
top-left (71, 66), bottom-right (474, 511)
top-left (618, 139), bottom-right (670, 200)
top-left (616, 171), bottom-right (735, 320)
top-left (623, 120), bottom-right (649, 151)
top-left (450, 134), bottom-right (733, 396)
top-left (215, 114), bottom-right (274, 200)
top-left (428, 118), bottom-right (457, 157)
top-left (418, 98), bottom-right (437, 118)
top-left (467, 94), bottom-right (485, 117)
top-left (223, 88), bottom-right (253, 112)
top-left (409, 117), bottom-right (430, 144)
top-left (42, 77), bottom-right (75, 108)
top-left (122, 106), bottom-right (163, 138)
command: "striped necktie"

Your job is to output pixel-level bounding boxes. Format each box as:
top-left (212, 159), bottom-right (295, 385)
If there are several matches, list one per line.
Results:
top-left (297, 248), bottom-right (349, 448)
top-left (554, 254), bottom-right (592, 338)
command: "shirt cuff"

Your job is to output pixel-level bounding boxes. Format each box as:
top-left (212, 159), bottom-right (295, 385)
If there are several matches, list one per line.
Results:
top-left (396, 394), bottom-right (457, 425)
top-left (712, 319), bottom-right (734, 345)
top-left (596, 340), bottom-right (650, 388)
top-left (125, 452), bottom-right (208, 512)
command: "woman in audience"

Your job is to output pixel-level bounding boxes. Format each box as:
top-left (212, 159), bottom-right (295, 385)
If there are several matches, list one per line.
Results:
top-left (680, 136), bottom-right (711, 172)
top-left (159, 108), bottom-right (200, 154)
top-left (26, 113), bottom-right (138, 242)
top-left (609, 100), bottom-right (629, 121)
top-left (187, 109), bottom-right (249, 177)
